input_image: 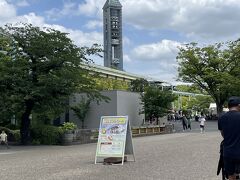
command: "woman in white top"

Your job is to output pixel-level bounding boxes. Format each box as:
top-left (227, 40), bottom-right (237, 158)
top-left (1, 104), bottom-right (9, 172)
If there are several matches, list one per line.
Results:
top-left (0, 131), bottom-right (9, 148)
top-left (199, 113), bottom-right (206, 133)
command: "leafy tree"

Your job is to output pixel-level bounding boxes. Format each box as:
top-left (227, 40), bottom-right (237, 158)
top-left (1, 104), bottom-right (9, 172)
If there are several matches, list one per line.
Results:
top-left (0, 24), bottom-right (104, 144)
top-left (94, 77), bottom-right (130, 91)
top-left (71, 97), bottom-right (91, 129)
top-left (175, 84), bottom-right (204, 94)
top-left (0, 29), bottom-right (19, 126)
top-left (177, 41), bottom-right (240, 114)
top-left (140, 87), bottom-right (177, 124)
top-left (187, 96), bottom-right (213, 111)
top-left (130, 78), bottom-right (149, 92)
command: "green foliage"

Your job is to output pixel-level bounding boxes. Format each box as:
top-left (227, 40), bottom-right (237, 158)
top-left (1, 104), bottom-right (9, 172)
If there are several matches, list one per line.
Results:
top-left (71, 97), bottom-right (91, 129)
top-left (130, 78), bottom-right (149, 92)
top-left (175, 84), bottom-right (204, 94)
top-left (0, 126), bottom-right (12, 134)
top-left (0, 23), bottom-right (105, 144)
top-left (31, 125), bottom-right (64, 145)
top-left (61, 122), bottom-right (77, 132)
top-left (187, 96), bottom-right (213, 111)
top-left (31, 139), bottom-right (41, 145)
top-left (0, 32), bottom-right (18, 124)
top-left (94, 77), bottom-right (130, 91)
top-left (5, 123), bottom-right (19, 130)
top-left (177, 41), bottom-right (240, 114)
top-left (140, 87), bottom-right (177, 123)
top-left (31, 112), bottom-right (59, 126)
top-left (11, 130), bottom-right (20, 142)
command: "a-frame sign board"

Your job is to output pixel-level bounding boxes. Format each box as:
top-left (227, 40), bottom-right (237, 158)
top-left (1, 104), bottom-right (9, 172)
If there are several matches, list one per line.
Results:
top-left (95, 116), bottom-right (135, 165)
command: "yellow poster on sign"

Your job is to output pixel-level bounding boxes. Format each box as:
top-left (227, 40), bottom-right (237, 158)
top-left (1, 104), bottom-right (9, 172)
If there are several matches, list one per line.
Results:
top-left (96, 116), bottom-right (128, 157)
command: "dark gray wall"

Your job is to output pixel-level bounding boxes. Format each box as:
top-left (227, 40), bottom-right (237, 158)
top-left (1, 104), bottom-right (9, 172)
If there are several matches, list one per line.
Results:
top-left (69, 90), bottom-right (144, 129)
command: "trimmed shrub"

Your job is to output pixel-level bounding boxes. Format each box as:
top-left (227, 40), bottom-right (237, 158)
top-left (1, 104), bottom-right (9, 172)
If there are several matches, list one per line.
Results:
top-left (31, 139), bottom-right (41, 145)
top-left (11, 130), bottom-right (20, 142)
top-left (31, 125), bottom-right (64, 145)
top-left (5, 124), bottom-right (19, 130)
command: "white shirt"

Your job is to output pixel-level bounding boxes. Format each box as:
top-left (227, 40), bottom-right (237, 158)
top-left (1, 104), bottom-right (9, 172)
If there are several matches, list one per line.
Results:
top-left (199, 117), bottom-right (206, 126)
top-left (0, 133), bottom-right (7, 142)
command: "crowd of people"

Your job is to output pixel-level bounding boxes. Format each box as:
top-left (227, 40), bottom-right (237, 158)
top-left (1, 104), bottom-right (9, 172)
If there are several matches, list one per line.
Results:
top-left (168, 110), bottom-right (207, 133)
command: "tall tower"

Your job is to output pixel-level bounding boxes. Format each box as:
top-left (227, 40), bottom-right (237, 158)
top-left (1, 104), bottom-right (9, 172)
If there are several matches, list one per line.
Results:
top-left (103, 0), bottom-right (123, 70)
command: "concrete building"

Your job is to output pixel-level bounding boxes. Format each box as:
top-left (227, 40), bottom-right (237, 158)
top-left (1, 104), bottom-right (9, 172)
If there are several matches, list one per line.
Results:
top-left (103, 0), bottom-right (123, 70)
top-left (68, 91), bottom-right (144, 129)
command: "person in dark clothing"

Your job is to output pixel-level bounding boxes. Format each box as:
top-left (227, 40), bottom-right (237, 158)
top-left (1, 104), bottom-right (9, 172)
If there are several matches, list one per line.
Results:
top-left (217, 141), bottom-right (240, 179)
top-left (182, 114), bottom-right (188, 131)
top-left (218, 96), bottom-right (240, 180)
top-left (186, 114), bottom-right (191, 130)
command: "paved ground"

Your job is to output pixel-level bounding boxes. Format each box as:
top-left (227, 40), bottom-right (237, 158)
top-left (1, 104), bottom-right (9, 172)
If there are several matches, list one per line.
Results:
top-left (0, 121), bottom-right (222, 180)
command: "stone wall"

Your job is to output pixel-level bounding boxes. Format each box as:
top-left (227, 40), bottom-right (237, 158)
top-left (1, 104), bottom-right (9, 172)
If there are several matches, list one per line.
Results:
top-left (62, 124), bottom-right (174, 145)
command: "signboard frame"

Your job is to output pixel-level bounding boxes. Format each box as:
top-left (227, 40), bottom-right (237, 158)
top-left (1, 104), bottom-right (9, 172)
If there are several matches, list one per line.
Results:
top-left (95, 116), bottom-right (135, 165)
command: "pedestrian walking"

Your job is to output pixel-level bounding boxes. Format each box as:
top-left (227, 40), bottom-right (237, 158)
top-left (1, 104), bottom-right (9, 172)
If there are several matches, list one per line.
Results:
top-left (218, 96), bottom-right (240, 180)
top-left (0, 130), bottom-right (9, 149)
top-left (199, 112), bottom-right (206, 133)
top-left (186, 114), bottom-right (191, 130)
top-left (182, 114), bottom-right (188, 131)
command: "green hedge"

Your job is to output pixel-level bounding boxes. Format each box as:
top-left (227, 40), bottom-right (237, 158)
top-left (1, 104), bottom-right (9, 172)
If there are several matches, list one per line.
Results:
top-left (31, 125), bottom-right (64, 145)
top-left (11, 130), bottom-right (20, 142)
top-left (5, 124), bottom-right (19, 130)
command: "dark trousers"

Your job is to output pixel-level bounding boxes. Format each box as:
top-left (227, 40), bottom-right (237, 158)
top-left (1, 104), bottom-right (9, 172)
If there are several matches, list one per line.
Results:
top-left (183, 123), bottom-right (187, 130)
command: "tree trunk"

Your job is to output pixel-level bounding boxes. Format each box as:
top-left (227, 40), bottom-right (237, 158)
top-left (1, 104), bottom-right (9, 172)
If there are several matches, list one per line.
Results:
top-left (20, 100), bottom-right (34, 145)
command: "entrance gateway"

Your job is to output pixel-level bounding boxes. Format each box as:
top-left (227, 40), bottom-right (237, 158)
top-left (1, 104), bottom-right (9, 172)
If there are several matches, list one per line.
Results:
top-left (95, 116), bottom-right (135, 165)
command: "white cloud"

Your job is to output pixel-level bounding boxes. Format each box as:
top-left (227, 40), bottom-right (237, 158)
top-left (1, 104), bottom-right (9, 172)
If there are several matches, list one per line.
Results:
top-left (20, 16), bottom-right (103, 47)
top-left (85, 20), bottom-right (102, 29)
top-left (127, 39), bottom-right (182, 83)
top-left (0, 0), bottom-right (16, 21)
top-left (14, 13), bottom-right (45, 26)
top-left (126, 63), bottom-right (178, 84)
top-left (0, 1), bottom-right (103, 48)
top-left (78, 0), bottom-right (104, 17)
top-left (76, 0), bottom-right (240, 41)
top-left (121, 0), bottom-right (240, 40)
top-left (132, 40), bottom-right (181, 63)
top-left (67, 29), bottom-right (102, 47)
top-left (46, 2), bottom-right (77, 20)
top-left (123, 54), bottom-right (132, 62)
top-left (45, 0), bottom-right (103, 20)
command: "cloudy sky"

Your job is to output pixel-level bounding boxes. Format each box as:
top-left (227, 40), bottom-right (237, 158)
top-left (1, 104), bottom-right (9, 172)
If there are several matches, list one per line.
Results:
top-left (1, 0), bottom-right (240, 84)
